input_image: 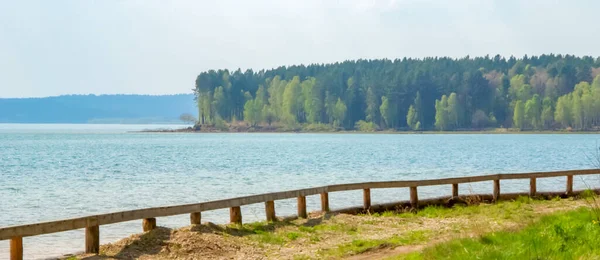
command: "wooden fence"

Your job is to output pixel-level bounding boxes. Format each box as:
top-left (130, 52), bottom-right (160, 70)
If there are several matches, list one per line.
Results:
top-left (2, 169), bottom-right (599, 260)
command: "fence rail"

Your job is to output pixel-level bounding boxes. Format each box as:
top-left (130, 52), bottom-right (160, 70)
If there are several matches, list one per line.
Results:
top-left (3, 168), bottom-right (599, 260)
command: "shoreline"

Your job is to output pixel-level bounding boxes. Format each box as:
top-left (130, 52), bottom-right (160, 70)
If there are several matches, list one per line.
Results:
top-left (138, 127), bottom-right (600, 135)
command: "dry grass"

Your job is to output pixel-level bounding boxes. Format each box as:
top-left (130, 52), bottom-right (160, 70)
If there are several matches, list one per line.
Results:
top-left (64, 197), bottom-right (589, 260)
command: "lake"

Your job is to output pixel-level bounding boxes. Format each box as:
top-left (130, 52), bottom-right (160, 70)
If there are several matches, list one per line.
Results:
top-left (1, 124), bottom-right (600, 259)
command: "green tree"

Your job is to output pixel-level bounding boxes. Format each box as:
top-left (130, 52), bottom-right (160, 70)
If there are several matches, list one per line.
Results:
top-left (414, 91), bottom-right (423, 126)
top-left (282, 76), bottom-right (302, 124)
top-left (524, 94), bottom-right (541, 129)
top-left (541, 97), bottom-right (554, 129)
top-left (517, 84), bottom-right (534, 101)
top-left (513, 100), bottom-right (525, 130)
top-left (380, 96), bottom-right (397, 129)
top-left (302, 77), bottom-right (322, 124)
top-left (243, 100), bottom-right (262, 126)
top-left (365, 87), bottom-right (380, 125)
top-left (582, 92), bottom-right (594, 129)
top-left (572, 94), bottom-right (583, 130)
top-left (255, 85), bottom-right (268, 108)
top-left (267, 76), bottom-right (286, 121)
top-left (592, 76), bottom-right (600, 127)
top-left (212, 86), bottom-right (228, 119)
top-left (471, 110), bottom-right (490, 128)
top-left (434, 95), bottom-right (449, 131)
top-left (554, 95), bottom-right (572, 128)
top-left (193, 55), bottom-right (600, 132)
top-left (593, 75), bottom-right (600, 90)
top-left (509, 74), bottom-right (526, 99)
top-left (262, 105), bottom-right (275, 126)
top-left (201, 91), bottom-right (213, 124)
top-left (332, 98), bottom-right (347, 128)
top-left (324, 91), bottom-right (336, 124)
top-left (447, 92), bottom-right (460, 129)
top-left (406, 105), bottom-right (420, 130)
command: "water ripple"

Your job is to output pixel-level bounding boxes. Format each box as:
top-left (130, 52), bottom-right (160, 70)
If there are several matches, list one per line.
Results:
top-left (0, 127), bottom-right (599, 258)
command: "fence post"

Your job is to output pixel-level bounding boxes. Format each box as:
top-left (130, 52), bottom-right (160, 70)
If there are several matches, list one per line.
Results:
top-left (230, 206), bottom-right (242, 224)
top-left (363, 189), bottom-right (371, 210)
top-left (10, 236), bottom-right (23, 260)
top-left (320, 192), bottom-right (330, 212)
top-left (297, 196), bottom-right (307, 218)
top-left (493, 179), bottom-right (500, 202)
top-left (85, 217), bottom-right (99, 254)
top-left (85, 225), bottom-right (99, 254)
top-left (190, 212), bottom-right (201, 225)
top-left (265, 201), bottom-right (276, 222)
top-left (566, 175), bottom-right (573, 195)
top-left (529, 178), bottom-right (537, 197)
top-left (410, 186), bottom-right (418, 208)
top-left (452, 183), bottom-right (459, 197)
top-left (142, 218), bottom-right (156, 232)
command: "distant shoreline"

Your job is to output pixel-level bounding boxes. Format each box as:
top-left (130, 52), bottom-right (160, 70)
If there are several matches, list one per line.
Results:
top-left (139, 126), bottom-right (600, 134)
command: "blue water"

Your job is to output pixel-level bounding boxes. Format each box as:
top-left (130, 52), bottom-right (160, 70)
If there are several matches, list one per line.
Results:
top-left (1, 124), bottom-right (600, 259)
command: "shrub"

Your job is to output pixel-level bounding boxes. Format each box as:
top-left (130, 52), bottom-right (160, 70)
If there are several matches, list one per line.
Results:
top-left (355, 120), bottom-right (377, 132)
top-left (302, 123), bottom-right (336, 132)
top-left (214, 116), bottom-right (229, 131)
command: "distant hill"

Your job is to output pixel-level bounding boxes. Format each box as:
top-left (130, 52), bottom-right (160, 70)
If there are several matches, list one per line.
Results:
top-left (0, 94), bottom-right (197, 123)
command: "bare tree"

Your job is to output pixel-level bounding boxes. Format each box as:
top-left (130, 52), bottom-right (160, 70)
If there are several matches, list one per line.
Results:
top-left (179, 113), bottom-right (197, 124)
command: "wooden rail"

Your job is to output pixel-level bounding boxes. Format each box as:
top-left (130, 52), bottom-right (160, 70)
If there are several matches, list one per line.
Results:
top-left (2, 168), bottom-right (599, 260)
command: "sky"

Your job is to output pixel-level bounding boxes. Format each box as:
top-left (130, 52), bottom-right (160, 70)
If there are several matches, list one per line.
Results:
top-left (1, 0), bottom-right (599, 98)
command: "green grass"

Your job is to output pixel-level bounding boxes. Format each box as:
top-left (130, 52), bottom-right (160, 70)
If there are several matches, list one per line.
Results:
top-left (286, 231), bottom-right (301, 241)
top-left (369, 196), bottom-right (549, 222)
top-left (322, 230), bottom-right (432, 257)
top-left (226, 196), bottom-right (582, 256)
top-left (229, 221), bottom-right (291, 245)
top-left (297, 222), bottom-right (358, 234)
top-left (252, 230), bottom-right (287, 245)
top-left (394, 207), bottom-right (600, 260)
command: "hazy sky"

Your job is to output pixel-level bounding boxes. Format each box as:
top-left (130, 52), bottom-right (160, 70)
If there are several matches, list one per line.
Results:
top-left (1, 0), bottom-right (599, 98)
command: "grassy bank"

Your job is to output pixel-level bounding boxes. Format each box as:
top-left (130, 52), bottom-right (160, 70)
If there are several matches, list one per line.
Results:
top-left (395, 207), bottom-right (600, 259)
top-left (65, 195), bottom-right (596, 259)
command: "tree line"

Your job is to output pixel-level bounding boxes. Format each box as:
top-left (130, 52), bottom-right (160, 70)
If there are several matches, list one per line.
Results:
top-left (194, 54), bottom-right (600, 131)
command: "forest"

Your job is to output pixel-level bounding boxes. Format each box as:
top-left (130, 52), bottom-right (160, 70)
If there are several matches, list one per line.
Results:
top-left (194, 55), bottom-right (600, 131)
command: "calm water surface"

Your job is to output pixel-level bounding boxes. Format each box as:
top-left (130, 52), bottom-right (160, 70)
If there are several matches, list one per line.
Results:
top-left (1, 124), bottom-right (600, 259)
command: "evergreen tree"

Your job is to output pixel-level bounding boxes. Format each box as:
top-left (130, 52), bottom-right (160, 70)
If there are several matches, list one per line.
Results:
top-left (414, 91), bottom-right (423, 125)
top-left (365, 87), bottom-right (380, 125)
top-left (192, 55), bottom-right (600, 131)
